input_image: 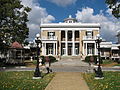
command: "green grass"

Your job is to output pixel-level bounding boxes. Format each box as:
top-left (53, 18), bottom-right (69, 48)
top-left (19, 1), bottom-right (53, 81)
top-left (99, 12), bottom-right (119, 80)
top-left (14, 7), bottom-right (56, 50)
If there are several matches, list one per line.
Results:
top-left (0, 71), bottom-right (55, 90)
top-left (82, 71), bottom-right (120, 90)
top-left (102, 60), bottom-right (114, 65)
top-left (114, 64), bottom-right (120, 66)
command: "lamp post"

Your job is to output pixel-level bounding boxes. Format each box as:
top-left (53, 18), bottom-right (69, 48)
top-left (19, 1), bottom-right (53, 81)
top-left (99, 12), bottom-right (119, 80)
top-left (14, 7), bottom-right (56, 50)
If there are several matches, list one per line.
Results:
top-left (33, 33), bottom-right (42, 79)
top-left (118, 45), bottom-right (120, 62)
top-left (94, 34), bottom-right (104, 79)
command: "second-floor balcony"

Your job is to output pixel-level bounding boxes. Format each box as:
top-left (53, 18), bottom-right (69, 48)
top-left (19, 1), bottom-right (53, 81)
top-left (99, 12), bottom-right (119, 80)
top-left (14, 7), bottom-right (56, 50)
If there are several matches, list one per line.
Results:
top-left (83, 36), bottom-right (96, 40)
top-left (41, 36), bottom-right (57, 40)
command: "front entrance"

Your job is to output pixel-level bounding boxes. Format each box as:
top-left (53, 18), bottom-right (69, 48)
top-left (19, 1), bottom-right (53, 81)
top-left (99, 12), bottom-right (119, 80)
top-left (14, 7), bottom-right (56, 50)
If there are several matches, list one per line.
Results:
top-left (87, 43), bottom-right (94, 55)
top-left (46, 43), bottom-right (53, 55)
top-left (68, 43), bottom-right (72, 55)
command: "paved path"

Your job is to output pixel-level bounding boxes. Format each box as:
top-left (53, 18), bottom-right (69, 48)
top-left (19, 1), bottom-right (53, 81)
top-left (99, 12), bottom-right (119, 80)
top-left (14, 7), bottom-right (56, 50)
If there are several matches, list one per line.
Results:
top-left (45, 72), bottom-right (89, 90)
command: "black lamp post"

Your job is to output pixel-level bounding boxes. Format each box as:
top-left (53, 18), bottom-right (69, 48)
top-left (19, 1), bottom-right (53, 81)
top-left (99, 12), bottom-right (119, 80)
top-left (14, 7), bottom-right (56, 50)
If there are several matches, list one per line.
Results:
top-left (94, 34), bottom-right (104, 79)
top-left (118, 45), bottom-right (120, 62)
top-left (33, 33), bottom-right (42, 79)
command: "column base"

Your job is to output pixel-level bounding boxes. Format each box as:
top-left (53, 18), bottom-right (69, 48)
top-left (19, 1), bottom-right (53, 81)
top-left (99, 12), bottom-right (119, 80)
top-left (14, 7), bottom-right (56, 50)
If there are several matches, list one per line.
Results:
top-left (33, 77), bottom-right (41, 79)
top-left (94, 77), bottom-right (104, 79)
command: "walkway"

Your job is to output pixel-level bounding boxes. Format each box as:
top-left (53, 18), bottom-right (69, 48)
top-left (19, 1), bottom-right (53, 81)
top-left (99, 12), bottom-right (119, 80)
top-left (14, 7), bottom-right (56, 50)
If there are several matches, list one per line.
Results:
top-left (45, 72), bottom-right (89, 90)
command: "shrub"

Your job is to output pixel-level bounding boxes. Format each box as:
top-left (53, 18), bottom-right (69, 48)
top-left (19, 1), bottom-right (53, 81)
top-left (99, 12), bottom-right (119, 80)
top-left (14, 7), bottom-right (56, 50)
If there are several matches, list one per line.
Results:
top-left (84, 56), bottom-right (91, 63)
top-left (84, 55), bottom-right (102, 64)
top-left (116, 59), bottom-right (120, 64)
top-left (48, 56), bottom-right (57, 63)
top-left (40, 56), bottom-right (45, 65)
top-left (40, 56), bottom-right (57, 65)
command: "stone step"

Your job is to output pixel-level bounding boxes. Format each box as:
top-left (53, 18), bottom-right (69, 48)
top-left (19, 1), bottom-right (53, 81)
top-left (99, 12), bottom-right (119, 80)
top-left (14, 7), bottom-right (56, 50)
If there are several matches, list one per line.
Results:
top-left (61, 56), bottom-right (81, 60)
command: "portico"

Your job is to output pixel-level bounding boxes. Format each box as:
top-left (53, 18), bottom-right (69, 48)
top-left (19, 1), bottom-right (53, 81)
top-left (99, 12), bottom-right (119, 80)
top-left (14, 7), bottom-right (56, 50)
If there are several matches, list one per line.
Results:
top-left (61, 30), bottom-right (79, 56)
top-left (42, 40), bottom-right (58, 56)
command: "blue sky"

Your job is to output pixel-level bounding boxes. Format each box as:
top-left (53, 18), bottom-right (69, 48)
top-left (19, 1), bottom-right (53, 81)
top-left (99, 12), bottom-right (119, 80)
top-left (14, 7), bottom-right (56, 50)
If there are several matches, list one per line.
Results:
top-left (39, 0), bottom-right (108, 22)
top-left (21, 0), bottom-right (120, 43)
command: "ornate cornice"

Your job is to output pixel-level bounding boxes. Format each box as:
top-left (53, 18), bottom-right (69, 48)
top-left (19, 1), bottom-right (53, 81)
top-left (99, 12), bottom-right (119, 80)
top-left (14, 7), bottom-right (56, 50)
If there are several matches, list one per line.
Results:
top-left (40, 23), bottom-right (100, 28)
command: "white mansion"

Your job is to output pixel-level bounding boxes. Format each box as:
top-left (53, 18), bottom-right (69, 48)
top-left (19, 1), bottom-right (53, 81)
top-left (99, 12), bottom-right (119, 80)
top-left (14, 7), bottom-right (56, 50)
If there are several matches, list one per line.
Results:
top-left (40, 15), bottom-right (100, 59)
top-left (40, 15), bottom-right (120, 60)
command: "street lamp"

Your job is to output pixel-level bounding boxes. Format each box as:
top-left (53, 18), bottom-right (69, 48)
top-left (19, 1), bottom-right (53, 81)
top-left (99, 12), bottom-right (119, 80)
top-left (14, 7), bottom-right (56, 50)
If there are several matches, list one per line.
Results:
top-left (118, 44), bottom-right (120, 63)
top-left (33, 33), bottom-right (42, 79)
top-left (94, 34), bottom-right (104, 79)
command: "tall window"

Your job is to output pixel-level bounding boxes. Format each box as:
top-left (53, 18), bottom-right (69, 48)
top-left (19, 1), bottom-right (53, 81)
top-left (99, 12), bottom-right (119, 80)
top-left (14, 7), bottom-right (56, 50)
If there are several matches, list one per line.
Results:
top-left (68, 31), bottom-right (72, 41)
top-left (48, 32), bottom-right (55, 39)
top-left (75, 31), bottom-right (79, 41)
top-left (75, 43), bottom-right (79, 55)
top-left (87, 43), bottom-right (94, 55)
top-left (86, 31), bottom-right (93, 38)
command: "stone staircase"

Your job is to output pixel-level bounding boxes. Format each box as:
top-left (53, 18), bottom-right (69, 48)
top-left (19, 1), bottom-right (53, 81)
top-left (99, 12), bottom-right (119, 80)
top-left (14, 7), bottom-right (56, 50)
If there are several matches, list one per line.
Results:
top-left (60, 56), bottom-right (81, 60)
top-left (52, 56), bottom-right (89, 67)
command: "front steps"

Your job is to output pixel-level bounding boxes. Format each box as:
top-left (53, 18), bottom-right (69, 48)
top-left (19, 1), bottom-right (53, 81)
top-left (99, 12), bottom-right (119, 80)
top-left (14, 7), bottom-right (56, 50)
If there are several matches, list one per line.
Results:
top-left (52, 56), bottom-right (89, 67)
top-left (60, 56), bottom-right (81, 60)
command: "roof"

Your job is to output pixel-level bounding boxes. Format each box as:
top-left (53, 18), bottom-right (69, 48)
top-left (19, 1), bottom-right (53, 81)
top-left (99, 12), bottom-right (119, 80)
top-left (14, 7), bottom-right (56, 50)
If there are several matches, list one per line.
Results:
top-left (40, 23), bottom-right (100, 28)
top-left (11, 41), bottom-right (23, 48)
top-left (111, 44), bottom-right (119, 50)
top-left (100, 42), bottom-right (112, 48)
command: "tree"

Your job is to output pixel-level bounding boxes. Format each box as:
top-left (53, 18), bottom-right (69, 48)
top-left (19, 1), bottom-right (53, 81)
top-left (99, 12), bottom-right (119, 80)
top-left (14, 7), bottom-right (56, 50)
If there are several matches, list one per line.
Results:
top-left (105, 0), bottom-right (120, 18)
top-left (0, 0), bottom-right (31, 49)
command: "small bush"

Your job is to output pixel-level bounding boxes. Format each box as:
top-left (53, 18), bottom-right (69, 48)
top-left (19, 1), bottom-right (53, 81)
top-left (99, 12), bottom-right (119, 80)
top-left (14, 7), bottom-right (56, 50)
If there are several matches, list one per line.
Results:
top-left (84, 56), bottom-right (91, 63)
top-left (48, 56), bottom-right (57, 63)
top-left (40, 56), bottom-right (45, 65)
top-left (116, 59), bottom-right (120, 64)
top-left (85, 55), bottom-right (102, 64)
top-left (39, 56), bottom-right (57, 65)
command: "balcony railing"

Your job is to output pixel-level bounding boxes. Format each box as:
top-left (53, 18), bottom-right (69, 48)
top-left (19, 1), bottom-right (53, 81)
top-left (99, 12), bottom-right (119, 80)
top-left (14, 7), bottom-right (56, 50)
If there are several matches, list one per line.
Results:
top-left (41, 36), bottom-right (57, 40)
top-left (83, 36), bottom-right (96, 40)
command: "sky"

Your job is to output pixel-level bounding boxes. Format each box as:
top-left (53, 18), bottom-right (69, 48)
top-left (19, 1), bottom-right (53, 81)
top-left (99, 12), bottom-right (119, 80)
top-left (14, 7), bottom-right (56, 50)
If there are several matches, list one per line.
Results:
top-left (21, 0), bottom-right (120, 43)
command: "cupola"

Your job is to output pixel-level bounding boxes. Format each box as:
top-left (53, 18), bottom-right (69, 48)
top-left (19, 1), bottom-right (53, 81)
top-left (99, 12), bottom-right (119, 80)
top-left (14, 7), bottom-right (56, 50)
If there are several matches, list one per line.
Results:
top-left (64, 15), bottom-right (77, 23)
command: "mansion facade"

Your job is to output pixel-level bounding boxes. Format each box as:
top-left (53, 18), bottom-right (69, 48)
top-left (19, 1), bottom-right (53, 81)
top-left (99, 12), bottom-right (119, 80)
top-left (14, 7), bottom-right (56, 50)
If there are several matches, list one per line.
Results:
top-left (40, 15), bottom-right (100, 58)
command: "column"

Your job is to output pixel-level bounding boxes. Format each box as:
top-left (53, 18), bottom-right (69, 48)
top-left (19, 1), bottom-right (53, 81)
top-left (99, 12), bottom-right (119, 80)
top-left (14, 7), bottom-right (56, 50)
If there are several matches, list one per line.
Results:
top-left (72, 31), bottom-right (75, 56)
top-left (65, 30), bottom-right (68, 55)
top-left (56, 42), bottom-right (57, 55)
top-left (95, 43), bottom-right (97, 55)
top-left (86, 43), bottom-right (87, 55)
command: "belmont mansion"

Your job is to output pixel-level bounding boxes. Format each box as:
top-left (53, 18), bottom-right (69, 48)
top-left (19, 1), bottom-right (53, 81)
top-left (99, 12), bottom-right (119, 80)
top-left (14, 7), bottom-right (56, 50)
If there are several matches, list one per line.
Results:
top-left (40, 15), bottom-right (120, 60)
top-left (0, 15), bottom-right (119, 62)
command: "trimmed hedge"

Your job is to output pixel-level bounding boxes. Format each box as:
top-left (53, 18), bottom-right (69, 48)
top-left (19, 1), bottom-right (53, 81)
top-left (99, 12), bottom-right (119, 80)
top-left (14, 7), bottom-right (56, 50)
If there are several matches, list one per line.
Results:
top-left (85, 55), bottom-right (103, 64)
top-left (40, 56), bottom-right (45, 65)
top-left (48, 56), bottom-right (57, 63)
top-left (40, 56), bottom-right (57, 65)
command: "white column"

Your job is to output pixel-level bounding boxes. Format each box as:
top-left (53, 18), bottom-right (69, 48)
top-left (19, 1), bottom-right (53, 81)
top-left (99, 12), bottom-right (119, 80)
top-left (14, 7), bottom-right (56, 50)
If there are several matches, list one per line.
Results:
top-left (72, 31), bottom-right (75, 56)
top-left (65, 30), bottom-right (68, 55)
top-left (86, 43), bottom-right (87, 55)
top-left (56, 42), bottom-right (57, 55)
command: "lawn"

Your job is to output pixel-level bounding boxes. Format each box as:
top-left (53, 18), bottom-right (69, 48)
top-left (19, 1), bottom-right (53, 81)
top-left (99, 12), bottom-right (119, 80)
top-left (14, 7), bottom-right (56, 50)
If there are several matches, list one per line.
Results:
top-left (101, 60), bottom-right (117, 67)
top-left (0, 71), bottom-right (55, 90)
top-left (83, 71), bottom-right (120, 90)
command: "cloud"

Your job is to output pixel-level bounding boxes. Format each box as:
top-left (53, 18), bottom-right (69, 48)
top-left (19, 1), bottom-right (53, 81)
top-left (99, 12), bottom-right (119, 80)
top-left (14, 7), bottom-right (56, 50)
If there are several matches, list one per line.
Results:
top-left (76, 7), bottom-right (120, 42)
top-left (21, 0), bottom-right (55, 41)
top-left (43, 15), bottom-right (55, 23)
top-left (46, 0), bottom-right (77, 7)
